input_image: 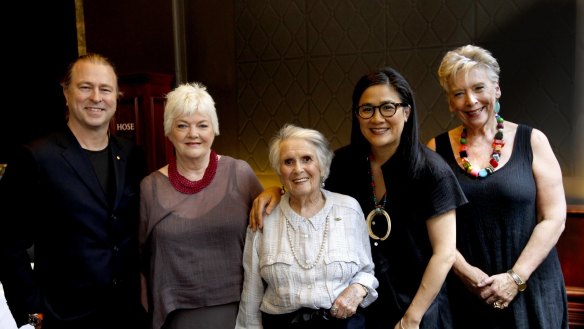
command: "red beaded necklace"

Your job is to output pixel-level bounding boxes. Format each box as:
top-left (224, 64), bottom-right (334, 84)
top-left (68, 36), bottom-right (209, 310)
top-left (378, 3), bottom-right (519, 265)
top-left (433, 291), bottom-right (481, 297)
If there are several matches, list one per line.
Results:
top-left (168, 150), bottom-right (218, 194)
top-left (459, 114), bottom-right (505, 178)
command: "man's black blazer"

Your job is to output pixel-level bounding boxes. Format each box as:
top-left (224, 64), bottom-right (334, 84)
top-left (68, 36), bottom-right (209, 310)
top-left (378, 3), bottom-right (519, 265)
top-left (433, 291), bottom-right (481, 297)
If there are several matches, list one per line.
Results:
top-left (0, 127), bottom-right (148, 328)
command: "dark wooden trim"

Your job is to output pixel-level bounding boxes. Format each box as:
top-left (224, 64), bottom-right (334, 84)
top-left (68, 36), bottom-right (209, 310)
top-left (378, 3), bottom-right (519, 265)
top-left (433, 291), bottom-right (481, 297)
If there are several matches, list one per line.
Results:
top-left (561, 206), bottom-right (584, 327)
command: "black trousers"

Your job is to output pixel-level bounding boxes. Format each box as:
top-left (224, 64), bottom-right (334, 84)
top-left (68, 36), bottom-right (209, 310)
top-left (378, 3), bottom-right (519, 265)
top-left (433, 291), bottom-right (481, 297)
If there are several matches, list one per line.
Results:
top-left (262, 308), bottom-right (365, 329)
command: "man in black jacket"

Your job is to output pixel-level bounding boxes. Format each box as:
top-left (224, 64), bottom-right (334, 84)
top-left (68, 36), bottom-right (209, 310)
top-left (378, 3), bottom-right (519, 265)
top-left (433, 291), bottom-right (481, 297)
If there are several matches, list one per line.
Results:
top-left (0, 53), bottom-right (148, 329)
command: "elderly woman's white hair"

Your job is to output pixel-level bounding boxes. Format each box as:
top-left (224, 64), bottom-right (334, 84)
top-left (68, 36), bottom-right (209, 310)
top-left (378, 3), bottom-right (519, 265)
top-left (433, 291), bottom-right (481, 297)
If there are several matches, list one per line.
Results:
top-left (268, 124), bottom-right (334, 181)
top-left (163, 82), bottom-right (220, 136)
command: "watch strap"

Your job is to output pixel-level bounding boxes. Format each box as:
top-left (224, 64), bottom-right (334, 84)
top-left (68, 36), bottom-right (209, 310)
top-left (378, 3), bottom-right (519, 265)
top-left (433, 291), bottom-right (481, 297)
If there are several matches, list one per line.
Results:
top-left (507, 269), bottom-right (526, 291)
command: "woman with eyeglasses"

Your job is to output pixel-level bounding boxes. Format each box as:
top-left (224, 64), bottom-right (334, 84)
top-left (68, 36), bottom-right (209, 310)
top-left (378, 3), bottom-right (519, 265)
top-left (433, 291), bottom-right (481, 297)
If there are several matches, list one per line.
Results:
top-left (250, 67), bottom-right (467, 329)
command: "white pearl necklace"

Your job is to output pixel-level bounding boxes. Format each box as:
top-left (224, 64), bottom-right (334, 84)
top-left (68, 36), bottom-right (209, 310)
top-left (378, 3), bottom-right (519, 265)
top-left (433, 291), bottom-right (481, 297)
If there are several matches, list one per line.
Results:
top-left (285, 215), bottom-right (329, 270)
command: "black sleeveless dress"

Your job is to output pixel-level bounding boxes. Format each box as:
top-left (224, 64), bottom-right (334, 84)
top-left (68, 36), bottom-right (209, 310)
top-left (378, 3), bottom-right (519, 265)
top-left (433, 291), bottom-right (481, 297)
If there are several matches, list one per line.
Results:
top-left (435, 124), bottom-right (568, 329)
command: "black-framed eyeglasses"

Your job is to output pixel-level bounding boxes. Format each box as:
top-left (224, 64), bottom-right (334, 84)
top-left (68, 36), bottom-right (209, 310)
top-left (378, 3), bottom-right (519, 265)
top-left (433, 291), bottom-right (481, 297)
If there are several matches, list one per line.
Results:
top-left (355, 101), bottom-right (410, 119)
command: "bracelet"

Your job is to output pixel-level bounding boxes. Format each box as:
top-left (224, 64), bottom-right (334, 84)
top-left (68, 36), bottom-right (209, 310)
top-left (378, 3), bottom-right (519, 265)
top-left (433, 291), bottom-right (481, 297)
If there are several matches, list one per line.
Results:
top-left (507, 269), bottom-right (527, 292)
top-left (400, 318), bottom-right (407, 329)
top-left (358, 284), bottom-right (368, 298)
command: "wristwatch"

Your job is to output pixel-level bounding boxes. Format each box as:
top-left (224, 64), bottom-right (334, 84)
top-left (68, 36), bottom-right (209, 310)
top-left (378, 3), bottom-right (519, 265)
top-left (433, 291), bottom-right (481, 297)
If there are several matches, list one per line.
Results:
top-left (507, 269), bottom-right (527, 292)
top-left (28, 313), bottom-right (43, 329)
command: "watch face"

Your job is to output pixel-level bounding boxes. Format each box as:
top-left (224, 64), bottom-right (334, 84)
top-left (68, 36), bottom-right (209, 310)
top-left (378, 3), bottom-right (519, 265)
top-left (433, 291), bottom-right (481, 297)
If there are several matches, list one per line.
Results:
top-left (28, 314), bottom-right (43, 327)
top-left (518, 283), bottom-right (527, 292)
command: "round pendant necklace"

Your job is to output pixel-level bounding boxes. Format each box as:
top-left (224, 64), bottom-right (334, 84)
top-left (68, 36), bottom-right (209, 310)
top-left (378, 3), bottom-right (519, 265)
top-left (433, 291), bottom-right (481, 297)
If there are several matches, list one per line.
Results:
top-left (459, 114), bottom-right (505, 178)
top-left (365, 156), bottom-right (391, 241)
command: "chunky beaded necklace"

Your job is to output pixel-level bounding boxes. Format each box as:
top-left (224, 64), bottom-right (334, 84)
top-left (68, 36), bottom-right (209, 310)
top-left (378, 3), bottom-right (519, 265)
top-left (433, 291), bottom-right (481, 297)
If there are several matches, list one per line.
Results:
top-left (459, 114), bottom-right (505, 178)
top-left (285, 215), bottom-right (329, 270)
top-left (365, 156), bottom-right (391, 241)
top-left (168, 149), bottom-right (218, 194)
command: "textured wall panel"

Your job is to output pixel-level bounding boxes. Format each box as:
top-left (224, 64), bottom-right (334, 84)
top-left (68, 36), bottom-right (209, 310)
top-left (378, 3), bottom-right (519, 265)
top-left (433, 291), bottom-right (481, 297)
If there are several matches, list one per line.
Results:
top-left (235, 0), bottom-right (578, 182)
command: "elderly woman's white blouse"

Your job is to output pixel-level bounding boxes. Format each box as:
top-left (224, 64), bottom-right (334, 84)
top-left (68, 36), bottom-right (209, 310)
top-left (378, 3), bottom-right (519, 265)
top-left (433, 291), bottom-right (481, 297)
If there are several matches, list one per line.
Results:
top-left (236, 189), bottom-right (378, 329)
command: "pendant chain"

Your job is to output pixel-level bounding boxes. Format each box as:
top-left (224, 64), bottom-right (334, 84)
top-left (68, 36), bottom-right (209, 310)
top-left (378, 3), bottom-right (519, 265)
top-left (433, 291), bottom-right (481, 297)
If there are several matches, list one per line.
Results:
top-left (368, 156), bottom-right (386, 213)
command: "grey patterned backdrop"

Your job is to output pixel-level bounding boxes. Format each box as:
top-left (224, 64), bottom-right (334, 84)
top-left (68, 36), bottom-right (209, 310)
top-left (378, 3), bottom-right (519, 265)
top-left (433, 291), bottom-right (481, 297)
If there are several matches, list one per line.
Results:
top-left (234, 0), bottom-right (581, 199)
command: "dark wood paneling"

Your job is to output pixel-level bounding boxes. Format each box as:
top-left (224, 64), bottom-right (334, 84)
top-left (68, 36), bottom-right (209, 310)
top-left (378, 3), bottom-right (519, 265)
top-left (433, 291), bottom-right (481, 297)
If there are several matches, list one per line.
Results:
top-left (112, 73), bottom-right (174, 173)
top-left (83, 0), bottom-right (175, 76)
top-left (558, 205), bottom-right (584, 327)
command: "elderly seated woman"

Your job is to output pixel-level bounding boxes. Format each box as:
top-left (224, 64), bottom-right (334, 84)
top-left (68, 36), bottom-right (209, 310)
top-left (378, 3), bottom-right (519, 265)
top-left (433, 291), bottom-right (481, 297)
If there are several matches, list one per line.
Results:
top-left (235, 124), bottom-right (378, 329)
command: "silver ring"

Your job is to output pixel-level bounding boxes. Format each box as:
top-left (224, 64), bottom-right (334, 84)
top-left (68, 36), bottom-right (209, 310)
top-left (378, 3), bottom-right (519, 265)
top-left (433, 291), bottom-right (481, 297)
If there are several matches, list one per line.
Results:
top-left (493, 301), bottom-right (502, 309)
